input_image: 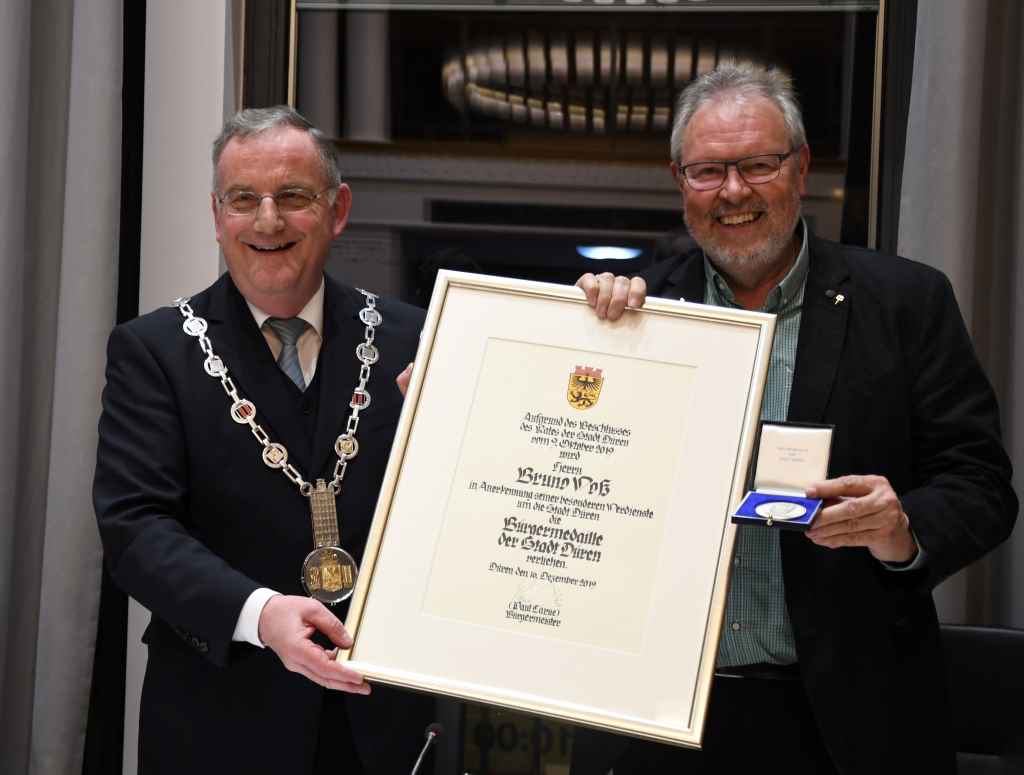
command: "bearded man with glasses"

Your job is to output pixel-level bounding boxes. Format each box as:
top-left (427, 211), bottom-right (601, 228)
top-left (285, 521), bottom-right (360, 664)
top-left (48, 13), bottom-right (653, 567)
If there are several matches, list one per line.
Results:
top-left (94, 107), bottom-right (431, 774)
top-left (574, 62), bottom-right (1016, 774)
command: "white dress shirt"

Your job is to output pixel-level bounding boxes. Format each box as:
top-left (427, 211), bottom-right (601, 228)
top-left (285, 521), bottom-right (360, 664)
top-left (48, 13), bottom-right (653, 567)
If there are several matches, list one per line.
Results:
top-left (232, 280), bottom-right (325, 647)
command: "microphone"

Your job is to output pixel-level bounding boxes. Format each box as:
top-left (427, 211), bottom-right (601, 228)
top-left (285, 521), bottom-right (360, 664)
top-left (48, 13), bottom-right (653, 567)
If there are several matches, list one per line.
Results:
top-left (409, 722), bottom-right (443, 775)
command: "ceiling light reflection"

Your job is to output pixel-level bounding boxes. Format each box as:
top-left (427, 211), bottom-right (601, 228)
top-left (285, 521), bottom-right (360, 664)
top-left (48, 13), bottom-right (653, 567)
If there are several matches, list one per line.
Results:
top-left (577, 246), bottom-right (644, 260)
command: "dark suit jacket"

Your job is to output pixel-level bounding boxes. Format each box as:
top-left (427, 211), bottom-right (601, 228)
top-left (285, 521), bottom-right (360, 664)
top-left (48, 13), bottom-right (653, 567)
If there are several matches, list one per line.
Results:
top-left (579, 233), bottom-right (1017, 774)
top-left (94, 273), bottom-right (432, 774)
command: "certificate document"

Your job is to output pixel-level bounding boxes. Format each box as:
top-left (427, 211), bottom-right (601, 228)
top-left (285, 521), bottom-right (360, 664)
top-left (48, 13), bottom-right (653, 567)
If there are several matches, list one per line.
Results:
top-left (340, 271), bottom-right (774, 747)
top-left (424, 338), bottom-right (694, 654)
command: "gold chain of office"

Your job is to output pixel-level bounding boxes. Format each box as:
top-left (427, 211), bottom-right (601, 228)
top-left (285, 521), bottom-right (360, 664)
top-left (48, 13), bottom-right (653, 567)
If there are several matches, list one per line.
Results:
top-left (173, 290), bottom-right (383, 604)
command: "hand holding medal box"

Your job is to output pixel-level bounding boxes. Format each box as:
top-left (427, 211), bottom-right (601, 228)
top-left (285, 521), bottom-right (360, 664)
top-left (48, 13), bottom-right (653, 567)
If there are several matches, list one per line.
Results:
top-left (731, 421), bottom-right (834, 530)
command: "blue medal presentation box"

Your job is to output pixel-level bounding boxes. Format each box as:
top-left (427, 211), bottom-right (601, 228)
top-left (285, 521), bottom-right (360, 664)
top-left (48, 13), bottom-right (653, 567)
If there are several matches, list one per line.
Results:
top-left (731, 421), bottom-right (833, 532)
top-left (732, 491), bottom-right (822, 530)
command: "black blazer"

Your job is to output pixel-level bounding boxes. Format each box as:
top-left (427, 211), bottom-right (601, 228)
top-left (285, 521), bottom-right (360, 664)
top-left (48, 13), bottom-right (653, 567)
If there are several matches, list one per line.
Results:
top-left (581, 233), bottom-right (1016, 773)
top-left (94, 273), bottom-right (431, 774)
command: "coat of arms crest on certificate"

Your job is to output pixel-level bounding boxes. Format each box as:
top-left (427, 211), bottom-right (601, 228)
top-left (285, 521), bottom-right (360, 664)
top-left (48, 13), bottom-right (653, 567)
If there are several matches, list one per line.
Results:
top-left (567, 366), bottom-right (604, 410)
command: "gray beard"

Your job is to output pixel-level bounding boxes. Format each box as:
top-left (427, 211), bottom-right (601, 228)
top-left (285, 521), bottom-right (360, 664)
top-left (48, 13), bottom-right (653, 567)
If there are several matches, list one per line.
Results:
top-left (703, 224), bottom-right (797, 289)
top-left (683, 198), bottom-right (802, 291)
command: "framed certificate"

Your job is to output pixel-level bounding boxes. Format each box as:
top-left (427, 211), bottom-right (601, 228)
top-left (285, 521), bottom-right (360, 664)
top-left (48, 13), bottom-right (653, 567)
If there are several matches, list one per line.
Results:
top-left (338, 270), bottom-right (775, 747)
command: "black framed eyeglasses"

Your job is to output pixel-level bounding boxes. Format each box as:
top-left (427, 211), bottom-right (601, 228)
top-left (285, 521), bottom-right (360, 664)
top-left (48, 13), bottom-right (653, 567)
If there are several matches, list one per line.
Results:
top-left (216, 187), bottom-right (333, 216)
top-left (678, 149), bottom-right (797, 191)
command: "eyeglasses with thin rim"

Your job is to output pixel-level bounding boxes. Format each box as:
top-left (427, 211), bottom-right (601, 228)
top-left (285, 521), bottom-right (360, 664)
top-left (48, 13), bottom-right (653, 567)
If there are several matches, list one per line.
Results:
top-left (215, 187), bottom-right (333, 216)
top-left (677, 149), bottom-right (797, 191)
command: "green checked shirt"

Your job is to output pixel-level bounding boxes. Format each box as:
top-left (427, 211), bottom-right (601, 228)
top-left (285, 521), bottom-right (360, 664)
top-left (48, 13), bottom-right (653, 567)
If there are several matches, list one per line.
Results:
top-left (705, 222), bottom-right (810, 668)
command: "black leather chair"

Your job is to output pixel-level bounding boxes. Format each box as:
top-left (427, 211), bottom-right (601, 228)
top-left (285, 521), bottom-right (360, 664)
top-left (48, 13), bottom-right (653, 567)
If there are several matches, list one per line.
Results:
top-left (941, 624), bottom-right (1024, 774)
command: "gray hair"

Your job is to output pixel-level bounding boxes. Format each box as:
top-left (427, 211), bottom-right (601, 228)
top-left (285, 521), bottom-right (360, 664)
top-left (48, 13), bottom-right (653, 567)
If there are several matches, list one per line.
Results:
top-left (669, 62), bottom-right (807, 164)
top-left (211, 105), bottom-right (342, 191)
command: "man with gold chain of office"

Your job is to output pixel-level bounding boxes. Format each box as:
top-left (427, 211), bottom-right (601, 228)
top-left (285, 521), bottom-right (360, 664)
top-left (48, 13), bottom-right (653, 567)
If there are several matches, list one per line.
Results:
top-left (94, 106), bottom-right (432, 774)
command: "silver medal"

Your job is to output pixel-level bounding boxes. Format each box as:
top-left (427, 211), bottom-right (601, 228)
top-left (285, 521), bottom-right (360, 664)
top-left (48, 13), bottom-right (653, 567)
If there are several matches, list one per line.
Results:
top-left (754, 501), bottom-right (807, 520)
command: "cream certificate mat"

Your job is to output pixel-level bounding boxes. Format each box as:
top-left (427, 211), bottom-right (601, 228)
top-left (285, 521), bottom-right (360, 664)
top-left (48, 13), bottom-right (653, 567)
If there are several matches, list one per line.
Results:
top-left (423, 338), bottom-right (694, 654)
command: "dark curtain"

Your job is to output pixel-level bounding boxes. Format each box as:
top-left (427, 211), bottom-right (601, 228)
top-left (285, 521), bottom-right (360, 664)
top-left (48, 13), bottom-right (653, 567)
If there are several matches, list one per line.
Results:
top-left (243, 0), bottom-right (293, 108)
top-left (80, 3), bottom-right (145, 773)
top-left (876, 0), bottom-right (918, 256)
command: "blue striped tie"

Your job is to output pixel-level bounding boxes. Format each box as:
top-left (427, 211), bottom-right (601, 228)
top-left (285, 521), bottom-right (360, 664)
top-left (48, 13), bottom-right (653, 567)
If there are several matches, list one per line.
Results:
top-left (266, 317), bottom-right (308, 391)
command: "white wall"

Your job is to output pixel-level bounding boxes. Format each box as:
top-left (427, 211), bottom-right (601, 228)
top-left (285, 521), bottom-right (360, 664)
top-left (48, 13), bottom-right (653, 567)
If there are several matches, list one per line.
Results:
top-left (139, 2), bottom-right (230, 313)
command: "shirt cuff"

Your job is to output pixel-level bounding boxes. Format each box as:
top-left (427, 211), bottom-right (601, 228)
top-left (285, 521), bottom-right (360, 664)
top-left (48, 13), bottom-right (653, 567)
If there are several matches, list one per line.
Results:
top-left (232, 587), bottom-right (280, 647)
top-left (881, 531), bottom-right (928, 572)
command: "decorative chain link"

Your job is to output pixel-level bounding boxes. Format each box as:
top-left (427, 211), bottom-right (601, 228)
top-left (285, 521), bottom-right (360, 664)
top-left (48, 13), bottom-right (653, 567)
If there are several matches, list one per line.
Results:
top-left (174, 289), bottom-right (381, 497)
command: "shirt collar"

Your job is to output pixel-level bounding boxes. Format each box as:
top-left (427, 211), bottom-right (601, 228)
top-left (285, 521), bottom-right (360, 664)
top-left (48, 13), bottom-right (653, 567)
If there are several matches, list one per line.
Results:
top-left (703, 218), bottom-right (809, 313)
top-left (245, 277), bottom-right (325, 337)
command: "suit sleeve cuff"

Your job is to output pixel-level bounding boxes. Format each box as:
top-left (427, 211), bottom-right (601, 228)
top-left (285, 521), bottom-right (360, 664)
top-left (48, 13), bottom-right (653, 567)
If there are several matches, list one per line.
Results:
top-left (232, 588), bottom-right (280, 647)
top-left (881, 531), bottom-right (928, 572)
